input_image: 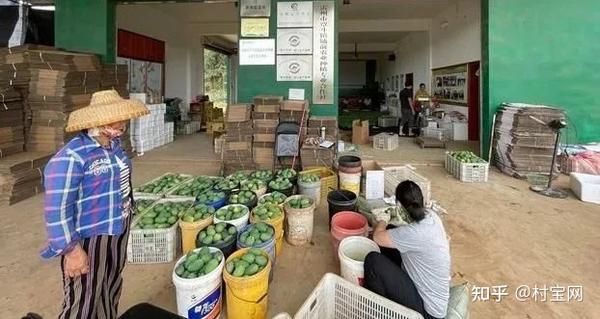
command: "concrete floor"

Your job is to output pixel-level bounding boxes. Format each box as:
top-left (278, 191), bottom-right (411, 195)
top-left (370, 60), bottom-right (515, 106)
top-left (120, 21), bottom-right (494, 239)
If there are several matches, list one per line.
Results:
top-left (1, 133), bottom-right (599, 318)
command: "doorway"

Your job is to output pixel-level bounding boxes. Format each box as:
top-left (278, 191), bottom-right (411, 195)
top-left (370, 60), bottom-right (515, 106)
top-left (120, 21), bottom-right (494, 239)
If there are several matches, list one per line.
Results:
top-left (204, 48), bottom-right (229, 109)
top-left (467, 61), bottom-right (480, 141)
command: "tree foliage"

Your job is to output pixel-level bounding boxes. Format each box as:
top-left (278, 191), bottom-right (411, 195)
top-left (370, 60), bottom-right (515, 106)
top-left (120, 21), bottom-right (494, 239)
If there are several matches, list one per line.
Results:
top-left (204, 49), bottom-right (228, 108)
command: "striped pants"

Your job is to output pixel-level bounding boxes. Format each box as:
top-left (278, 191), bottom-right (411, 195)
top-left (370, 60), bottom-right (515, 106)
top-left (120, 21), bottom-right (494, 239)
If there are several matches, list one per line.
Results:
top-left (59, 219), bottom-right (130, 319)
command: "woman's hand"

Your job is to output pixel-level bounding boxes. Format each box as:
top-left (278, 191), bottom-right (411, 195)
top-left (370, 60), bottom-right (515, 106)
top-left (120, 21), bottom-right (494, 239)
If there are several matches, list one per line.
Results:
top-left (64, 244), bottom-right (89, 278)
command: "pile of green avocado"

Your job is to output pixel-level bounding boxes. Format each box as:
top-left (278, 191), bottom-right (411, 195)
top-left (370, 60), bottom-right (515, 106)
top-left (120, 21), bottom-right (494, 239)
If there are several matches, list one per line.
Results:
top-left (250, 170), bottom-right (273, 182)
top-left (134, 201), bottom-right (193, 229)
top-left (268, 177), bottom-right (292, 190)
top-left (215, 205), bottom-right (248, 221)
top-left (299, 173), bottom-right (319, 184)
top-left (197, 190), bottom-right (226, 205)
top-left (172, 176), bottom-right (214, 197)
top-left (240, 179), bottom-right (266, 192)
top-left (239, 222), bottom-right (274, 246)
top-left (196, 222), bottom-right (237, 246)
top-left (136, 174), bottom-right (188, 194)
top-left (229, 190), bottom-right (256, 205)
top-left (253, 204), bottom-right (283, 221)
top-left (175, 247), bottom-right (223, 279)
top-left (225, 248), bottom-right (269, 277)
top-left (258, 192), bottom-right (287, 205)
top-left (181, 204), bottom-right (215, 222)
top-left (286, 196), bottom-right (313, 209)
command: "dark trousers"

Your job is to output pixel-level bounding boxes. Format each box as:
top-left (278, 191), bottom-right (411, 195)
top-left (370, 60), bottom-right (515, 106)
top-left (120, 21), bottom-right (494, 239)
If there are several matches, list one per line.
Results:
top-left (364, 249), bottom-right (443, 319)
top-left (59, 218), bottom-right (131, 319)
top-left (119, 303), bottom-right (184, 319)
top-left (399, 108), bottom-right (414, 135)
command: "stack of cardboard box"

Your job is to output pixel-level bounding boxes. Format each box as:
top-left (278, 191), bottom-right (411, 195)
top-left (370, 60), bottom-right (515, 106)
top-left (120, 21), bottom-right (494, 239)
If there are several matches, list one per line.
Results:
top-left (0, 87), bottom-right (24, 158)
top-left (100, 63), bottom-right (128, 98)
top-left (223, 104), bottom-right (254, 174)
top-left (0, 152), bottom-right (52, 207)
top-left (252, 96), bottom-right (282, 170)
top-left (26, 66), bottom-right (101, 152)
top-left (300, 116), bottom-right (338, 169)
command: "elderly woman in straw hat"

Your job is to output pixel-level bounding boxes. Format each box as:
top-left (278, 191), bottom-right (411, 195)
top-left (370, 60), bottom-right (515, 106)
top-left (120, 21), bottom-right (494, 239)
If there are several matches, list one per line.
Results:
top-left (41, 90), bottom-right (149, 318)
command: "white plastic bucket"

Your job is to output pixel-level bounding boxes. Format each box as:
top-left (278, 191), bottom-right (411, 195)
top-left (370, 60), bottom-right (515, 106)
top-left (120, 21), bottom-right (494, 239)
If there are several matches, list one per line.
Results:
top-left (213, 204), bottom-right (250, 232)
top-left (298, 180), bottom-right (322, 206)
top-left (339, 171), bottom-right (361, 195)
top-left (172, 247), bottom-right (225, 319)
top-left (338, 236), bottom-right (380, 286)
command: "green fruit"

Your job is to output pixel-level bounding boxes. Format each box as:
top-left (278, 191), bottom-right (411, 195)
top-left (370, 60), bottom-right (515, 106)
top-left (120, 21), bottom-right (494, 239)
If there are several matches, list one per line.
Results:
top-left (228, 226), bottom-right (237, 235)
top-left (255, 255), bottom-right (268, 266)
top-left (186, 259), bottom-right (204, 272)
top-left (203, 259), bottom-right (219, 274)
top-left (226, 261), bottom-right (235, 273)
top-left (175, 265), bottom-right (185, 276)
top-left (249, 248), bottom-right (263, 256)
top-left (233, 265), bottom-right (246, 277)
top-left (245, 264), bottom-right (259, 276)
top-left (142, 217), bottom-right (154, 225)
top-left (241, 253), bottom-right (255, 263)
top-left (260, 233), bottom-right (272, 241)
top-left (186, 253), bottom-right (199, 262)
top-left (199, 247), bottom-right (210, 256)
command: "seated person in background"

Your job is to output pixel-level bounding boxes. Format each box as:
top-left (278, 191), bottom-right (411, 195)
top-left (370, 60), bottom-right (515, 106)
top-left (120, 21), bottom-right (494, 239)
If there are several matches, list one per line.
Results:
top-left (364, 181), bottom-right (450, 319)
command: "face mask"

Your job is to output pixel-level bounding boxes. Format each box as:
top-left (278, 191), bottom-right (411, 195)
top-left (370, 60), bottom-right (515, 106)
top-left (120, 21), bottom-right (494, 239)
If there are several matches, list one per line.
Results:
top-left (101, 125), bottom-right (125, 139)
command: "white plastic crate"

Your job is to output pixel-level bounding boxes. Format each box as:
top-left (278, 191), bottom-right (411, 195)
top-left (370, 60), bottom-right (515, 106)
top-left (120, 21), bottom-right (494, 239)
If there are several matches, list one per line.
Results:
top-left (378, 116), bottom-right (398, 128)
top-left (373, 133), bottom-right (399, 151)
top-left (422, 127), bottom-right (449, 141)
top-left (382, 166), bottom-right (431, 206)
top-left (570, 173), bottom-right (600, 204)
top-left (127, 197), bottom-right (194, 264)
top-left (445, 152), bottom-right (489, 183)
top-left (294, 273), bottom-right (423, 319)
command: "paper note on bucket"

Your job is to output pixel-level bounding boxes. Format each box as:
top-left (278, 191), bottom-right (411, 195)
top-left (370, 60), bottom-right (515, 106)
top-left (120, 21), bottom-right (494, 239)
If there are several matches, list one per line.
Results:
top-left (362, 160), bottom-right (385, 200)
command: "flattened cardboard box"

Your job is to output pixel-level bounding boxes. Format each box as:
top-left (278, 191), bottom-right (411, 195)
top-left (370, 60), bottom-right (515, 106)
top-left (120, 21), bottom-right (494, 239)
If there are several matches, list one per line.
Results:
top-left (224, 134), bottom-right (253, 143)
top-left (223, 141), bottom-right (252, 151)
top-left (254, 126), bottom-right (276, 134)
top-left (279, 110), bottom-right (308, 123)
top-left (308, 116), bottom-right (337, 127)
top-left (252, 112), bottom-right (279, 120)
top-left (225, 120), bottom-right (253, 130)
top-left (280, 99), bottom-right (309, 111)
top-left (253, 142), bottom-right (275, 148)
top-left (254, 95), bottom-right (283, 106)
top-left (225, 104), bottom-right (252, 122)
top-left (253, 104), bottom-right (280, 113)
top-left (253, 133), bottom-right (276, 143)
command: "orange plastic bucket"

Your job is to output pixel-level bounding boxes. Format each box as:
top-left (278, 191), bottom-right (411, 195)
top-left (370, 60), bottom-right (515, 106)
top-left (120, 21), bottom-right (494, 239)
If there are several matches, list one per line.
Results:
top-left (330, 211), bottom-right (368, 257)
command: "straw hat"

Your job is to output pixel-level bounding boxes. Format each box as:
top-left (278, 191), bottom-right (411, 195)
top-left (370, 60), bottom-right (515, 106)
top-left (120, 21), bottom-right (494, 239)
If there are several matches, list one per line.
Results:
top-left (65, 90), bottom-right (150, 132)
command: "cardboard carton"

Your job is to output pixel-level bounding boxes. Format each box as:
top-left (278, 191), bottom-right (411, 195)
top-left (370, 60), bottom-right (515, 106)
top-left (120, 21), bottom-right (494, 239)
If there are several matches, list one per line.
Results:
top-left (352, 120), bottom-right (369, 145)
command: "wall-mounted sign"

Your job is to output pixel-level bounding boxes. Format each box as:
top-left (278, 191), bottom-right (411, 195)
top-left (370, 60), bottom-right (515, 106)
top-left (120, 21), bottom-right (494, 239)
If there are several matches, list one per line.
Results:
top-left (312, 1), bottom-right (335, 104)
top-left (239, 39), bottom-right (275, 65)
top-left (277, 28), bottom-right (312, 55)
top-left (277, 55), bottom-right (312, 81)
top-left (432, 64), bottom-right (468, 105)
top-left (277, 2), bottom-right (313, 28)
top-left (240, 0), bottom-right (271, 17)
top-left (289, 88), bottom-right (306, 100)
top-left (241, 18), bottom-right (270, 37)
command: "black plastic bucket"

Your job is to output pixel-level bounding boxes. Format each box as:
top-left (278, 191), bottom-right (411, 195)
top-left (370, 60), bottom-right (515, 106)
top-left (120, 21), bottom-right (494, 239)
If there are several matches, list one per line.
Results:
top-left (196, 228), bottom-right (238, 260)
top-left (338, 155), bottom-right (362, 168)
top-left (327, 189), bottom-right (358, 229)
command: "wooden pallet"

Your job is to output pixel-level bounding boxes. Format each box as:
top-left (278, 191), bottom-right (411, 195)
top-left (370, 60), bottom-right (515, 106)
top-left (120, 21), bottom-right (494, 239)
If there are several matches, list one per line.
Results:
top-left (415, 136), bottom-right (446, 148)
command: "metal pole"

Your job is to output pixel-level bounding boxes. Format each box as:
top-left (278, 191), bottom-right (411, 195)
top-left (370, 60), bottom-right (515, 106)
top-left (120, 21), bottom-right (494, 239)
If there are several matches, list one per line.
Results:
top-left (547, 129), bottom-right (561, 189)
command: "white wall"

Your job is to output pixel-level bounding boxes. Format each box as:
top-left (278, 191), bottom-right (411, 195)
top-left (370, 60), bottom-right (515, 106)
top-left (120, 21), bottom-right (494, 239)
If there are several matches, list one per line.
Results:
top-left (430, 0), bottom-right (481, 69)
top-left (116, 4), bottom-right (204, 108)
top-left (380, 32), bottom-right (431, 94)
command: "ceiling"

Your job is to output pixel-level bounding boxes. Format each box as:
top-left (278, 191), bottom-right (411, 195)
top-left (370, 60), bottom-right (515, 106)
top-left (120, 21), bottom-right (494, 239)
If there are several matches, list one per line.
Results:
top-left (138, 2), bottom-right (238, 23)
top-left (340, 31), bottom-right (410, 44)
top-left (340, 0), bottom-right (453, 20)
